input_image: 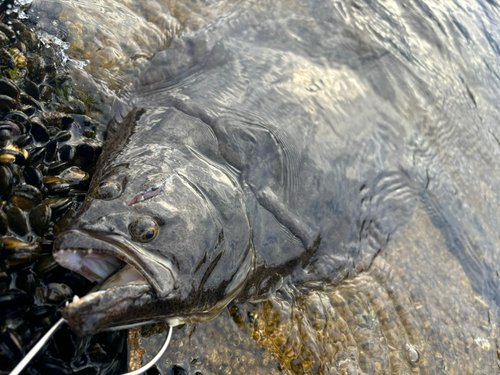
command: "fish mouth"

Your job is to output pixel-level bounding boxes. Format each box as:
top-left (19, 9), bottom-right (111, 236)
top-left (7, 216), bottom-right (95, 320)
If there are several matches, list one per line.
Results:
top-left (53, 229), bottom-right (176, 336)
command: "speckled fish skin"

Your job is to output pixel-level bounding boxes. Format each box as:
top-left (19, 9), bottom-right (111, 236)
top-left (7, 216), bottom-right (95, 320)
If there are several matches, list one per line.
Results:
top-left (53, 2), bottom-right (500, 370)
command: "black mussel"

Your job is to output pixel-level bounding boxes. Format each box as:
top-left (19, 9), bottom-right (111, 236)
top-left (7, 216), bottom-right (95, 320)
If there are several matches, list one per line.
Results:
top-left (38, 240), bottom-right (53, 255)
top-left (9, 164), bottom-right (21, 186)
top-left (44, 283), bottom-right (73, 303)
top-left (4, 144), bottom-right (27, 164)
top-left (23, 166), bottom-right (43, 188)
top-left (15, 133), bottom-right (32, 148)
top-left (2, 238), bottom-right (42, 265)
top-left (0, 128), bottom-right (11, 144)
top-left (26, 304), bottom-right (57, 328)
top-left (4, 111), bottom-right (31, 132)
top-left (31, 356), bottom-right (72, 375)
top-left (44, 140), bottom-right (58, 162)
top-left (11, 184), bottom-right (43, 210)
top-left (58, 167), bottom-right (89, 186)
top-left (6, 206), bottom-right (29, 236)
top-left (0, 165), bottom-right (13, 195)
top-left (54, 130), bottom-right (71, 143)
top-left (15, 268), bottom-right (38, 293)
top-left (0, 153), bottom-right (15, 165)
top-left (0, 290), bottom-right (31, 319)
top-left (0, 271), bottom-right (10, 293)
top-left (29, 204), bottom-right (51, 236)
top-left (68, 189), bottom-right (88, 201)
top-left (43, 176), bottom-right (70, 196)
top-left (20, 94), bottom-right (42, 111)
top-left (30, 120), bottom-right (50, 142)
top-left (74, 143), bottom-right (100, 168)
top-left (0, 329), bottom-right (24, 369)
top-left (43, 197), bottom-right (71, 215)
top-left (0, 94), bottom-right (16, 111)
top-left (0, 77), bottom-right (20, 100)
top-left (0, 120), bottom-right (22, 136)
top-left (34, 255), bottom-right (60, 276)
top-left (0, 209), bottom-right (7, 235)
top-left (0, 23), bottom-right (16, 40)
top-left (20, 105), bottom-right (36, 117)
top-left (46, 161), bottom-right (69, 175)
top-left (22, 80), bottom-right (39, 100)
top-left (27, 147), bottom-right (45, 167)
top-left (0, 47), bottom-right (15, 70)
top-left (57, 144), bottom-right (74, 163)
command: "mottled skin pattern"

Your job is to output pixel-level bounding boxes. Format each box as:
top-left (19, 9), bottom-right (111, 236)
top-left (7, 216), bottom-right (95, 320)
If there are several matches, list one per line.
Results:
top-left (47, 0), bottom-right (500, 373)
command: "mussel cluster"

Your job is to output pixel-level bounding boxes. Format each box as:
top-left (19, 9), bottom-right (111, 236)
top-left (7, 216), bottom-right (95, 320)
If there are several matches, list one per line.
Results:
top-left (0, 11), bottom-right (127, 375)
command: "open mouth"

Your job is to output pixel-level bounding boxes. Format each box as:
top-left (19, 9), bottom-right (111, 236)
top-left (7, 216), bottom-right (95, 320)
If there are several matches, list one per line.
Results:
top-left (53, 229), bottom-right (147, 287)
top-left (53, 229), bottom-right (176, 336)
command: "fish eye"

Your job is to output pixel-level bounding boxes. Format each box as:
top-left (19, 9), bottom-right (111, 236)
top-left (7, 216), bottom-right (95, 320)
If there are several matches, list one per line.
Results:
top-left (93, 181), bottom-right (122, 200)
top-left (129, 217), bottom-right (159, 243)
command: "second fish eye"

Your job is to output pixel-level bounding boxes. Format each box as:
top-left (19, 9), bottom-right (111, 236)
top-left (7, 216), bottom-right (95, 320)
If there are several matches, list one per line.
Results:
top-left (93, 180), bottom-right (122, 200)
top-left (129, 217), bottom-right (159, 243)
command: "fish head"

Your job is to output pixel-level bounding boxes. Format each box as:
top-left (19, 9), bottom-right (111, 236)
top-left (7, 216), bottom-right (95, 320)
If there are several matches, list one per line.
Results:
top-left (54, 160), bottom-right (254, 336)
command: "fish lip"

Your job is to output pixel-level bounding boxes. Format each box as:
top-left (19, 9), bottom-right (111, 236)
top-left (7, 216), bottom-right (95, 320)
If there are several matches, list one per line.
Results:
top-left (53, 229), bottom-right (176, 298)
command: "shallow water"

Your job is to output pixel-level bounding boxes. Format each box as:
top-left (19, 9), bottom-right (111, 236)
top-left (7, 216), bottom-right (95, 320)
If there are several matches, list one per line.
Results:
top-left (27, 0), bottom-right (500, 373)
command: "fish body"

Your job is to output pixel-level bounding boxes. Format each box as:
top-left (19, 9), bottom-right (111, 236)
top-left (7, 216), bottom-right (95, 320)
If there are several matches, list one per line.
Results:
top-left (53, 7), bottom-right (500, 373)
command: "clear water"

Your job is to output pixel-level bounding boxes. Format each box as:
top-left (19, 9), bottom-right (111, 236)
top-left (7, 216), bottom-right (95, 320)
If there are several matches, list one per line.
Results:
top-left (30, 0), bottom-right (500, 373)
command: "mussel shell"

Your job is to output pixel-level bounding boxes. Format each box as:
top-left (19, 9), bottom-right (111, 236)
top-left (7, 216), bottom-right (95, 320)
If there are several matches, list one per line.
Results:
top-left (0, 120), bottom-right (22, 136)
top-left (74, 143), bottom-right (99, 168)
top-left (57, 144), bottom-right (74, 163)
top-left (30, 356), bottom-right (72, 375)
top-left (0, 77), bottom-right (20, 100)
top-left (3, 148), bottom-right (26, 165)
top-left (33, 255), bottom-right (60, 276)
top-left (0, 153), bottom-right (16, 165)
top-left (20, 105), bottom-right (36, 117)
top-left (0, 209), bottom-right (7, 235)
top-left (0, 290), bottom-right (31, 319)
top-left (44, 140), bottom-right (58, 162)
top-left (11, 184), bottom-right (43, 210)
top-left (46, 161), bottom-right (69, 175)
top-left (0, 329), bottom-right (24, 368)
top-left (4, 111), bottom-right (31, 132)
top-left (27, 147), bottom-right (46, 167)
top-left (31, 120), bottom-right (50, 142)
top-left (5, 206), bottom-right (29, 236)
top-left (29, 204), bottom-right (51, 236)
top-left (2, 237), bottom-right (42, 265)
top-left (54, 130), bottom-right (71, 143)
top-left (0, 165), bottom-right (13, 196)
top-left (0, 210), bottom-right (9, 236)
top-left (15, 133), bottom-right (33, 148)
top-left (22, 80), bottom-right (40, 100)
top-left (23, 166), bottom-right (43, 189)
top-left (43, 197), bottom-right (71, 217)
top-left (20, 95), bottom-right (42, 111)
top-left (0, 271), bottom-right (10, 294)
top-left (0, 94), bottom-right (17, 111)
top-left (58, 166), bottom-right (89, 186)
top-left (43, 176), bottom-right (71, 196)
top-left (44, 283), bottom-right (73, 303)
top-left (15, 268), bottom-right (38, 293)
